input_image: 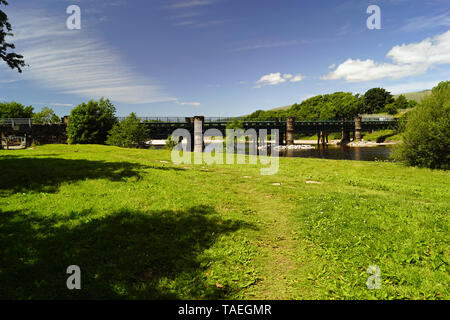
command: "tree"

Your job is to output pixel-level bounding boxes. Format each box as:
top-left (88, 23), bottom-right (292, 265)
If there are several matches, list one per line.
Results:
top-left (394, 95), bottom-right (409, 110)
top-left (328, 92), bottom-right (363, 120)
top-left (407, 100), bottom-right (418, 109)
top-left (393, 81), bottom-right (450, 170)
top-left (0, 101), bottom-right (33, 118)
top-left (106, 112), bottom-right (148, 148)
top-left (33, 107), bottom-right (60, 124)
top-left (0, 0), bottom-right (25, 72)
top-left (363, 88), bottom-right (394, 114)
top-left (384, 102), bottom-right (399, 115)
top-left (67, 98), bottom-right (117, 144)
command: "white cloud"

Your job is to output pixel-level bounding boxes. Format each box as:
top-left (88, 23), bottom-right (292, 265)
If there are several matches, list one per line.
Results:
top-left (323, 30), bottom-right (450, 82)
top-left (165, 0), bottom-right (217, 10)
top-left (33, 102), bottom-right (74, 107)
top-left (231, 40), bottom-right (301, 52)
top-left (402, 12), bottom-right (450, 32)
top-left (254, 73), bottom-right (288, 88)
top-left (6, 10), bottom-right (175, 104)
top-left (254, 72), bottom-right (303, 88)
top-left (290, 74), bottom-right (304, 83)
top-left (176, 100), bottom-right (201, 106)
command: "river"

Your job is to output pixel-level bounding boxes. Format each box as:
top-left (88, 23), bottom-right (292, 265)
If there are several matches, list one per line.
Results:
top-left (278, 145), bottom-right (393, 161)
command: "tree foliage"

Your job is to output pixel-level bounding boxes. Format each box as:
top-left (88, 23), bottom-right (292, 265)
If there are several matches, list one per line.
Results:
top-left (106, 112), bottom-right (148, 148)
top-left (33, 107), bottom-right (60, 124)
top-left (67, 98), bottom-right (117, 144)
top-left (393, 81), bottom-right (450, 170)
top-left (244, 92), bottom-right (363, 121)
top-left (363, 88), bottom-right (394, 114)
top-left (0, 0), bottom-right (25, 72)
top-left (0, 101), bottom-right (33, 118)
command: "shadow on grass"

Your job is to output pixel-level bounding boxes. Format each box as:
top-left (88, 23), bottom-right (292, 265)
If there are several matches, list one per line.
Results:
top-left (0, 156), bottom-right (184, 195)
top-left (0, 205), bottom-right (254, 299)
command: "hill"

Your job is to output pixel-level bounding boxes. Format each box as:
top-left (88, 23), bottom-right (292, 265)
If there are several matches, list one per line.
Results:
top-left (264, 89), bottom-right (431, 113)
top-left (394, 90), bottom-right (431, 102)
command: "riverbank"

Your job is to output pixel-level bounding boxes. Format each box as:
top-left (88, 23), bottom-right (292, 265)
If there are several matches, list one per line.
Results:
top-left (1, 144), bottom-right (448, 299)
top-left (147, 138), bottom-right (401, 147)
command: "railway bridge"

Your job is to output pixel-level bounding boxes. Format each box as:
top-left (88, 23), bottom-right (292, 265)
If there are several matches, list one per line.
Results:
top-left (136, 116), bottom-right (398, 148)
top-left (0, 116), bottom-right (399, 150)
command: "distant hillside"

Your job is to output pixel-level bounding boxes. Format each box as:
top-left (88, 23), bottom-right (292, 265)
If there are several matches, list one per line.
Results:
top-left (264, 89), bottom-right (431, 113)
top-left (394, 90), bottom-right (431, 102)
top-left (269, 105), bottom-right (292, 111)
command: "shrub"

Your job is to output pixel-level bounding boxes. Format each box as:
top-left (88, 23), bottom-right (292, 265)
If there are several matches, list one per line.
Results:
top-left (106, 113), bottom-right (148, 148)
top-left (165, 135), bottom-right (178, 150)
top-left (392, 81), bottom-right (450, 170)
top-left (67, 98), bottom-right (117, 144)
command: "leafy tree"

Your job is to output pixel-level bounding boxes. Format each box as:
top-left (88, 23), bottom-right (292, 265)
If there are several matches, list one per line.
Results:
top-left (329, 92), bottom-right (363, 120)
top-left (33, 107), bottom-right (60, 124)
top-left (106, 112), bottom-right (148, 148)
top-left (394, 95), bottom-right (409, 110)
top-left (0, 101), bottom-right (33, 118)
top-left (407, 100), bottom-right (418, 109)
top-left (0, 0), bottom-right (25, 72)
top-left (288, 92), bottom-right (362, 121)
top-left (384, 103), bottom-right (399, 115)
top-left (363, 88), bottom-right (394, 114)
top-left (226, 118), bottom-right (244, 130)
top-left (393, 81), bottom-right (450, 170)
top-left (67, 98), bottom-right (117, 144)
top-left (383, 95), bottom-right (413, 115)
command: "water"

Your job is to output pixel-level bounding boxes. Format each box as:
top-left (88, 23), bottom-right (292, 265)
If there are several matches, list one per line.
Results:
top-left (278, 145), bottom-right (393, 161)
top-left (151, 143), bottom-right (394, 162)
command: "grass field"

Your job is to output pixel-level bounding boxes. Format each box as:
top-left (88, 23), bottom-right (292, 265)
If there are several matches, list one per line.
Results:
top-left (0, 145), bottom-right (448, 300)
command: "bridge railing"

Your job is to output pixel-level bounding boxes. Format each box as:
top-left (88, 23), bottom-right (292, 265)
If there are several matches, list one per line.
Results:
top-left (117, 117), bottom-right (249, 123)
top-left (0, 118), bottom-right (34, 127)
top-left (120, 117), bottom-right (400, 124)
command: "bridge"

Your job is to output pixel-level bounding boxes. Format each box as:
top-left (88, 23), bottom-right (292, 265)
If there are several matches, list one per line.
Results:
top-left (0, 116), bottom-right (399, 149)
top-left (133, 116), bottom-right (399, 146)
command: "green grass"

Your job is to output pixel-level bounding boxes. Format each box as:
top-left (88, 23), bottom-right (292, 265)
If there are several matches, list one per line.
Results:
top-left (0, 145), bottom-right (448, 300)
top-left (362, 130), bottom-right (402, 142)
top-left (294, 132), bottom-right (342, 140)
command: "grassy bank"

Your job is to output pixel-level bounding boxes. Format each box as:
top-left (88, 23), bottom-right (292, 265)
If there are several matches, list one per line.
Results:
top-left (0, 145), bottom-right (448, 299)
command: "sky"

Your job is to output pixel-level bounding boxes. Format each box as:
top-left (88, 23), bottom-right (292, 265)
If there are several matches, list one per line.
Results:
top-left (1, 0), bottom-right (449, 117)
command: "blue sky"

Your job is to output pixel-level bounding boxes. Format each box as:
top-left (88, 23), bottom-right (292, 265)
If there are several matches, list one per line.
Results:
top-left (1, 0), bottom-right (449, 116)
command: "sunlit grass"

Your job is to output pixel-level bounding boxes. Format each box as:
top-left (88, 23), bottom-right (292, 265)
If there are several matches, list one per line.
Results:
top-left (0, 144), bottom-right (448, 299)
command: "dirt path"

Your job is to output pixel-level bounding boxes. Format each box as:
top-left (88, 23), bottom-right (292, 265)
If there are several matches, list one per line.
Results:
top-left (244, 187), bottom-right (320, 299)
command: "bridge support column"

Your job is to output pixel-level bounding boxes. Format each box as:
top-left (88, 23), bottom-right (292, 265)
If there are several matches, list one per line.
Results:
top-left (277, 132), bottom-right (284, 146)
top-left (193, 116), bottom-right (204, 153)
top-left (341, 120), bottom-right (350, 144)
top-left (286, 117), bottom-right (295, 146)
top-left (354, 116), bottom-right (362, 141)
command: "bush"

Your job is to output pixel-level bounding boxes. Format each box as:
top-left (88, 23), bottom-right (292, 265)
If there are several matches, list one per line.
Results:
top-left (165, 135), bottom-right (178, 150)
top-left (392, 81), bottom-right (450, 170)
top-left (106, 113), bottom-right (148, 148)
top-left (67, 98), bottom-right (117, 144)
